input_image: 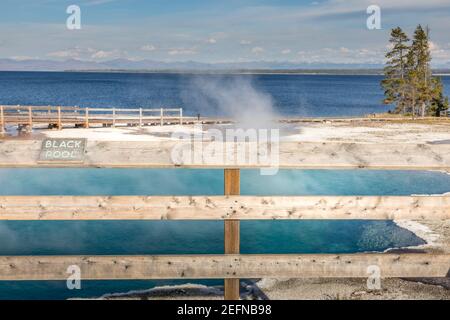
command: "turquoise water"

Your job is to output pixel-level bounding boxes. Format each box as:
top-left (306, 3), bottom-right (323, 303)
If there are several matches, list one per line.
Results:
top-left (0, 169), bottom-right (450, 299)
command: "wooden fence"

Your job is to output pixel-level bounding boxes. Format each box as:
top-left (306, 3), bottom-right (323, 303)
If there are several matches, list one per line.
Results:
top-left (0, 105), bottom-right (185, 132)
top-left (0, 139), bottom-right (449, 300)
top-left (2, 105), bottom-right (449, 135)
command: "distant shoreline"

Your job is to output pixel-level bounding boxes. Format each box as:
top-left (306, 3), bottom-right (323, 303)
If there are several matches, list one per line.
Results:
top-left (65, 70), bottom-right (385, 76)
top-left (1, 69), bottom-right (449, 76)
top-left (1, 69), bottom-right (382, 75)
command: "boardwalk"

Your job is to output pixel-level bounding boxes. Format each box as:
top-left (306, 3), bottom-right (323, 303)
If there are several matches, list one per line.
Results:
top-left (1, 105), bottom-right (449, 134)
top-left (0, 105), bottom-right (197, 132)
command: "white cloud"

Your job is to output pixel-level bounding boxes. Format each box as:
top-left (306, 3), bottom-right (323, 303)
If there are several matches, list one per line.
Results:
top-left (287, 0), bottom-right (450, 20)
top-left (240, 40), bottom-right (252, 45)
top-left (429, 41), bottom-right (450, 60)
top-left (168, 48), bottom-right (197, 55)
top-left (295, 46), bottom-right (385, 64)
top-left (251, 47), bottom-right (264, 54)
top-left (82, 0), bottom-right (118, 6)
top-left (47, 47), bottom-right (124, 60)
top-left (281, 49), bottom-right (292, 54)
top-left (47, 47), bottom-right (98, 59)
top-left (10, 56), bottom-right (37, 61)
top-left (141, 44), bottom-right (156, 51)
top-left (429, 41), bottom-right (439, 51)
top-left (206, 38), bottom-right (217, 44)
top-left (47, 50), bottom-right (80, 59)
top-left (91, 50), bottom-right (114, 59)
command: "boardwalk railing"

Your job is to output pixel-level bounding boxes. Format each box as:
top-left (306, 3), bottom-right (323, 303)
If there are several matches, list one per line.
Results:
top-left (0, 140), bottom-right (449, 300)
top-left (2, 105), bottom-right (449, 135)
top-left (0, 105), bottom-right (185, 132)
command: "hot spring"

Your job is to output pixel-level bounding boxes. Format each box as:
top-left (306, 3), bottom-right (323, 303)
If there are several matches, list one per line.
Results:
top-left (0, 168), bottom-right (449, 299)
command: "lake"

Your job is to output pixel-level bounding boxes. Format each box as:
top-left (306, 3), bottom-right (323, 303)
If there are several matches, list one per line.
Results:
top-left (1, 71), bottom-right (448, 117)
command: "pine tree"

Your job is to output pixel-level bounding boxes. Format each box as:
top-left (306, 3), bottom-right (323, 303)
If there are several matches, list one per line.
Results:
top-left (429, 77), bottom-right (449, 116)
top-left (381, 27), bottom-right (409, 113)
top-left (410, 25), bottom-right (432, 117)
top-left (382, 25), bottom-right (448, 117)
top-left (404, 48), bottom-right (420, 117)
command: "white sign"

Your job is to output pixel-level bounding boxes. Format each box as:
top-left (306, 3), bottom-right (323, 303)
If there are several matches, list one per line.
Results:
top-left (39, 138), bottom-right (87, 163)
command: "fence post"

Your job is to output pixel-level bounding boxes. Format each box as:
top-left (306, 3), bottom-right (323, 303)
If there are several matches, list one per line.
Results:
top-left (28, 106), bottom-right (33, 131)
top-left (139, 108), bottom-right (143, 127)
top-left (57, 106), bottom-right (62, 130)
top-left (112, 108), bottom-right (116, 127)
top-left (224, 169), bottom-right (240, 300)
top-left (179, 108), bottom-right (183, 125)
top-left (85, 108), bottom-right (89, 129)
top-left (0, 106), bottom-right (5, 135)
top-left (160, 108), bottom-right (164, 126)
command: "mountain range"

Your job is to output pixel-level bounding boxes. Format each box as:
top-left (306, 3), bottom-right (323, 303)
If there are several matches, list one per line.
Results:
top-left (0, 58), bottom-right (448, 73)
top-left (0, 58), bottom-right (387, 71)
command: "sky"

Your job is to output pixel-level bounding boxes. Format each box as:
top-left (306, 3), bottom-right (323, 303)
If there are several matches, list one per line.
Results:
top-left (0, 0), bottom-right (449, 65)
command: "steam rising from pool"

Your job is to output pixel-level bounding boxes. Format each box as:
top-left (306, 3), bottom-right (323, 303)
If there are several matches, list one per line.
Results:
top-left (183, 76), bottom-right (279, 129)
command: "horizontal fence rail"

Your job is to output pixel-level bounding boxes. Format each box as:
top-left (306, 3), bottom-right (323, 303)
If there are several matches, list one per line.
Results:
top-left (0, 136), bottom-right (449, 299)
top-left (0, 105), bottom-right (186, 131)
top-left (0, 254), bottom-right (449, 281)
top-left (0, 140), bottom-right (450, 170)
top-left (0, 195), bottom-right (449, 221)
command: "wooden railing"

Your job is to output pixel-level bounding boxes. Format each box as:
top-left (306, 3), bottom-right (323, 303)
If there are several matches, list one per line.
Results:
top-left (2, 105), bottom-right (449, 135)
top-left (0, 105), bottom-right (185, 132)
top-left (1, 254), bottom-right (448, 281)
top-left (0, 140), bottom-right (449, 300)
